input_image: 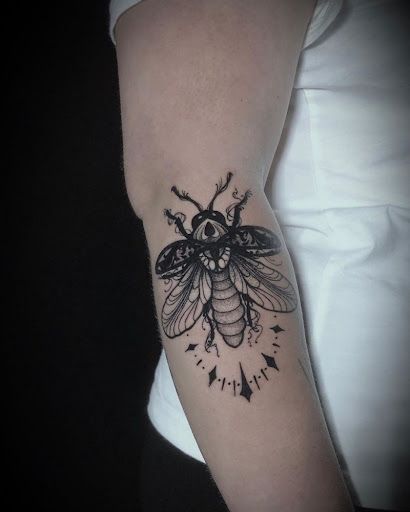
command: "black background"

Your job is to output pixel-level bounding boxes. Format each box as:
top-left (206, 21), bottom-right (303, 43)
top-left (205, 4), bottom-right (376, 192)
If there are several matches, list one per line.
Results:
top-left (7, 2), bottom-right (408, 511)
top-left (9, 2), bottom-right (160, 509)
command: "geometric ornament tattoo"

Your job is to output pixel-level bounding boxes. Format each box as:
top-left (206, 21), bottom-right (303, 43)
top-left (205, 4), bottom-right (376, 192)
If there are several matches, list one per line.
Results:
top-left (155, 172), bottom-right (297, 401)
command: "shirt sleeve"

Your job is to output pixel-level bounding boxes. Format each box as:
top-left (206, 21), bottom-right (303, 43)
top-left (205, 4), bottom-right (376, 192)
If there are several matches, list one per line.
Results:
top-left (302, 0), bottom-right (343, 49)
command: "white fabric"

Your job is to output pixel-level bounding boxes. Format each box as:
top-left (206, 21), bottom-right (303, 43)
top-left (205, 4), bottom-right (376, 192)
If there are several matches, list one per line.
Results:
top-left (110, 1), bottom-right (410, 510)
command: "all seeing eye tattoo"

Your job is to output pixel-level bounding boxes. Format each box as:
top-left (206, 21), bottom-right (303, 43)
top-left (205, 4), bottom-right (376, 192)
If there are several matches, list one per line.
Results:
top-left (155, 172), bottom-right (297, 401)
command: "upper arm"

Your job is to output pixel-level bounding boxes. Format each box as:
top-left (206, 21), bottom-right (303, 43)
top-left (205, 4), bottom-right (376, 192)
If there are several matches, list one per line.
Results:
top-left (114, 0), bottom-right (315, 218)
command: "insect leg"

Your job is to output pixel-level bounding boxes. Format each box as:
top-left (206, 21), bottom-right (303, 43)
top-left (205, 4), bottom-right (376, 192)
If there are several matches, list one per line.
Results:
top-left (231, 190), bottom-right (252, 227)
top-left (243, 294), bottom-right (253, 328)
top-left (245, 301), bottom-right (262, 347)
top-left (163, 209), bottom-right (191, 238)
top-left (204, 304), bottom-right (219, 356)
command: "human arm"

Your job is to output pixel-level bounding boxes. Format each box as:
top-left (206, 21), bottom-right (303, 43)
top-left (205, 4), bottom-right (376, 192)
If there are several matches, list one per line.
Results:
top-left (113, 1), bottom-right (354, 510)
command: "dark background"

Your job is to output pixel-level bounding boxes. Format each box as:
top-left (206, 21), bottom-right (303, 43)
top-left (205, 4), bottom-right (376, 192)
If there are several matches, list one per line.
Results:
top-left (6, 2), bottom-right (407, 511)
top-left (9, 2), bottom-right (160, 509)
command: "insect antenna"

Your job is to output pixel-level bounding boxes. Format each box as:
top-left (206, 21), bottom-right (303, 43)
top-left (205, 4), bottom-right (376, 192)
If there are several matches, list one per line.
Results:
top-left (207, 172), bottom-right (233, 210)
top-left (171, 186), bottom-right (203, 211)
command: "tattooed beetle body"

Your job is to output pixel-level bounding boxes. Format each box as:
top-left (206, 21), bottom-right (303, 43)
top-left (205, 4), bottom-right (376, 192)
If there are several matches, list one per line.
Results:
top-left (210, 267), bottom-right (245, 347)
top-left (155, 173), bottom-right (297, 350)
top-left (191, 210), bottom-right (246, 347)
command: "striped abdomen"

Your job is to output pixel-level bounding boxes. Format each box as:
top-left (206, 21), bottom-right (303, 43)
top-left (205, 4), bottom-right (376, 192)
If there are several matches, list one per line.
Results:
top-left (211, 268), bottom-right (245, 348)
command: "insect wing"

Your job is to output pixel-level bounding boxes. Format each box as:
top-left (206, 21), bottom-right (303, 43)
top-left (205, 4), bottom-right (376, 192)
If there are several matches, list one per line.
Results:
top-left (229, 253), bottom-right (297, 312)
top-left (156, 239), bottom-right (200, 278)
top-left (224, 226), bottom-right (282, 257)
top-left (162, 262), bottom-right (212, 338)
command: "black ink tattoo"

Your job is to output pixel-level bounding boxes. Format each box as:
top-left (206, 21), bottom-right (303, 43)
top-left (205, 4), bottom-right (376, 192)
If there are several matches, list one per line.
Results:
top-left (155, 172), bottom-right (297, 400)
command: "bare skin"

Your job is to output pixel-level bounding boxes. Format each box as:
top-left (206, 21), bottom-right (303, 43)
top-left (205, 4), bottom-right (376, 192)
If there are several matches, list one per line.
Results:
top-left (114, 1), bottom-right (354, 510)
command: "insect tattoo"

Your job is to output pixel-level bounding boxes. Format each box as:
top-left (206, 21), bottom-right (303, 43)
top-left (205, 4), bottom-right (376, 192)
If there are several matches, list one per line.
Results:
top-left (155, 172), bottom-right (297, 401)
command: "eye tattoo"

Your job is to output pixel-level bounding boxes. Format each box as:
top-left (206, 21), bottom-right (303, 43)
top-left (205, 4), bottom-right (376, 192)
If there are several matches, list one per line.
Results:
top-left (155, 172), bottom-right (297, 401)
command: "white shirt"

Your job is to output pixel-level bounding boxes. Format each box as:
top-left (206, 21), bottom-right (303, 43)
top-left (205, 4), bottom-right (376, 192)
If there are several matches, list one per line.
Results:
top-left (110, 1), bottom-right (410, 509)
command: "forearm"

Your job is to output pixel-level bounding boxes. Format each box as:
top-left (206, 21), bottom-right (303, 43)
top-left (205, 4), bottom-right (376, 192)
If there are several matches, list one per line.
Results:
top-left (141, 178), bottom-right (352, 512)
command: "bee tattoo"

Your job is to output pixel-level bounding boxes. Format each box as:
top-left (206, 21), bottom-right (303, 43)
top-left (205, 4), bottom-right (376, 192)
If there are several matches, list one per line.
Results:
top-left (155, 172), bottom-right (297, 359)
